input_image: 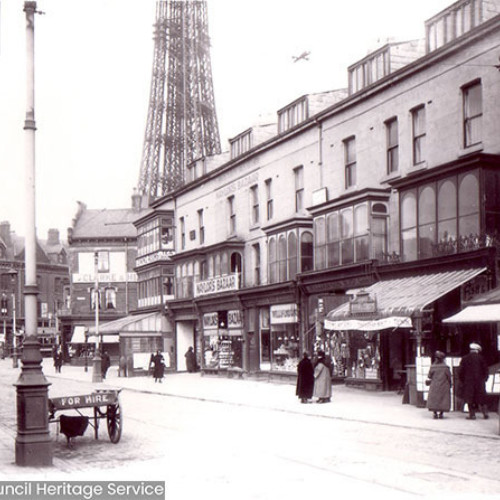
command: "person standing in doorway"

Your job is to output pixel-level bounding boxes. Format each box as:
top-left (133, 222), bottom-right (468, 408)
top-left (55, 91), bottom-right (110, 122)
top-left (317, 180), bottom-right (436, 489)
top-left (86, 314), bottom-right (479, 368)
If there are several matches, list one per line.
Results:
top-left (296, 351), bottom-right (314, 403)
top-left (458, 342), bottom-right (489, 420)
top-left (185, 346), bottom-right (196, 373)
top-left (426, 351), bottom-right (451, 419)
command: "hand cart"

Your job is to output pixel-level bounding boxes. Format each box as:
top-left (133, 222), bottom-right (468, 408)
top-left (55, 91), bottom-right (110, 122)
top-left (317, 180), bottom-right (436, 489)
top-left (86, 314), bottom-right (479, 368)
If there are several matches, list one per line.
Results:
top-left (49, 389), bottom-right (122, 446)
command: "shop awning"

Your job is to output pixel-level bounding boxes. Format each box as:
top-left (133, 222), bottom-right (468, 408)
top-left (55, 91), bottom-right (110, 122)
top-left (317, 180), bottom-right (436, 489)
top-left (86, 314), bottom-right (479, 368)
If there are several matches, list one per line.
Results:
top-left (71, 325), bottom-right (87, 343)
top-left (325, 268), bottom-right (486, 331)
top-left (87, 312), bottom-right (160, 335)
top-left (443, 304), bottom-right (500, 323)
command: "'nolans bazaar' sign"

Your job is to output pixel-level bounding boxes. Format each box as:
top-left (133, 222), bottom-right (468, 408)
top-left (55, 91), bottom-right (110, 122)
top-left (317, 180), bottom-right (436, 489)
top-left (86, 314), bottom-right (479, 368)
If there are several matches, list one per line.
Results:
top-left (194, 274), bottom-right (239, 297)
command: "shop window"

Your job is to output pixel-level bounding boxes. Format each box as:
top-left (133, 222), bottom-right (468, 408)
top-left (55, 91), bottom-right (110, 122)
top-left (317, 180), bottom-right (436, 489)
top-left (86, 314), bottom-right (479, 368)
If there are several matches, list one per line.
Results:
top-left (270, 324), bottom-right (299, 372)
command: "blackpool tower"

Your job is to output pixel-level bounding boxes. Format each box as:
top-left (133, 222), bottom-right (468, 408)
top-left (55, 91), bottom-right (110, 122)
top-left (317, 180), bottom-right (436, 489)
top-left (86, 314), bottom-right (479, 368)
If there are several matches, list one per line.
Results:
top-left (138, 1), bottom-right (221, 199)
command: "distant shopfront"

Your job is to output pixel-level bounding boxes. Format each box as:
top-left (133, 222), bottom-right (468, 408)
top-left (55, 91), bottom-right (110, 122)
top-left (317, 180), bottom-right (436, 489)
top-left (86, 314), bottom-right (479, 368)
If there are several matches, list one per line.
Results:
top-left (202, 310), bottom-right (243, 370)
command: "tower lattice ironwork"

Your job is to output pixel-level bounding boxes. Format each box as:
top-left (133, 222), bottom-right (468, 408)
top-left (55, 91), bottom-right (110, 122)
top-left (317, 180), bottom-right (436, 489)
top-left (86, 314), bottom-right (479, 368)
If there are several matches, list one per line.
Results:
top-left (138, 0), bottom-right (221, 199)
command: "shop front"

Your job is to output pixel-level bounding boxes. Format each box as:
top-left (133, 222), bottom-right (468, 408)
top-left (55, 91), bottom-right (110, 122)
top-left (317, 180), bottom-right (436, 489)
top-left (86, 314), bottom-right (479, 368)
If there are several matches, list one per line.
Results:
top-left (202, 310), bottom-right (243, 372)
top-left (267, 303), bottom-right (300, 372)
top-left (324, 267), bottom-right (488, 393)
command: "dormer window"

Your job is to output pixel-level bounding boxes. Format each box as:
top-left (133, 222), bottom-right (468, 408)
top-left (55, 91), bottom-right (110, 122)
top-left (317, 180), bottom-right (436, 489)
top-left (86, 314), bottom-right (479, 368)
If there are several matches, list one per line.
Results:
top-left (278, 98), bottom-right (308, 133)
top-left (230, 130), bottom-right (251, 159)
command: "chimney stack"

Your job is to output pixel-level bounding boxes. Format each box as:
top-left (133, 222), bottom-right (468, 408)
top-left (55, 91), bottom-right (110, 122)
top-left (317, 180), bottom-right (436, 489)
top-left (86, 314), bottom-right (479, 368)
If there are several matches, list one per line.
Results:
top-left (0, 221), bottom-right (12, 247)
top-left (47, 228), bottom-right (60, 245)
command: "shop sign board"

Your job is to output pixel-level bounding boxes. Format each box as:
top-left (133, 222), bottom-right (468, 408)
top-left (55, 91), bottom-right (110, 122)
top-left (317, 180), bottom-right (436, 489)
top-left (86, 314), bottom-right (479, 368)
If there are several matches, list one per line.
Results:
top-left (73, 272), bottom-right (137, 283)
top-left (349, 291), bottom-right (377, 315)
top-left (203, 312), bottom-right (218, 331)
top-left (194, 274), bottom-right (239, 297)
top-left (136, 250), bottom-right (175, 267)
top-left (270, 304), bottom-right (298, 324)
top-left (228, 310), bottom-right (242, 328)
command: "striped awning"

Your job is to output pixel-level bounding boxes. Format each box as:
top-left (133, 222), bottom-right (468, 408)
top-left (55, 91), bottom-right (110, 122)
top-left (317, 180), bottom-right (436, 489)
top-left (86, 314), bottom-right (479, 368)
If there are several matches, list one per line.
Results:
top-left (325, 268), bottom-right (486, 330)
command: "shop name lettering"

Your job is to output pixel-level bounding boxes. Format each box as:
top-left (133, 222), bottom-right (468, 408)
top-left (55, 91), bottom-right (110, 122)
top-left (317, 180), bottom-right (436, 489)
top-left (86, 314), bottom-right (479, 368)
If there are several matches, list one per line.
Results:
top-left (51, 393), bottom-right (113, 408)
top-left (136, 250), bottom-right (174, 267)
top-left (216, 172), bottom-right (258, 199)
top-left (195, 275), bottom-right (238, 296)
top-left (271, 309), bottom-right (296, 320)
top-left (73, 273), bottom-right (137, 283)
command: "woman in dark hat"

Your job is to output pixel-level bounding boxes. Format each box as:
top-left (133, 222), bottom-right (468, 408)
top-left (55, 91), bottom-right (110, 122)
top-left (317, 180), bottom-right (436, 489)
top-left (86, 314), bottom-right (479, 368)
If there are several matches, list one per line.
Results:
top-left (426, 350), bottom-right (452, 419)
top-left (296, 352), bottom-right (314, 403)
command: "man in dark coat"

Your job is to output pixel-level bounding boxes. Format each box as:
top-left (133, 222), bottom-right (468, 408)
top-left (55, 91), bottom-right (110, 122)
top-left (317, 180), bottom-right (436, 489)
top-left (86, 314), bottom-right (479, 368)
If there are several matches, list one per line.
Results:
top-left (458, 343), bottom-right (489, 419)
top-left (185, 346), bottom-right (196, 372)
top-left (101, 351), bottom-right (111, 379)
top-left (296, 352), bottom-right (314, 403)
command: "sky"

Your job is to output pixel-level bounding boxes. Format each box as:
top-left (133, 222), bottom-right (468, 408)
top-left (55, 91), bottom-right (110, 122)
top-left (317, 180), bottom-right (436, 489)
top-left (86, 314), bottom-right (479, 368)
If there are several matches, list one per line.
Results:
top-left (0, 0), bottom-right (453, 240)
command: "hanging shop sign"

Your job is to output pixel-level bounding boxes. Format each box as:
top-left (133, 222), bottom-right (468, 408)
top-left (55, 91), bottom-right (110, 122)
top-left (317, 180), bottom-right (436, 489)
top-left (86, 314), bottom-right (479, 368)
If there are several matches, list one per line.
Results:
top-left (194, 274), bottom-right (239, 297)
top-left (270, 304), bottom-right (298, 324)
top-left (349, 290), bottom-right (377, 315)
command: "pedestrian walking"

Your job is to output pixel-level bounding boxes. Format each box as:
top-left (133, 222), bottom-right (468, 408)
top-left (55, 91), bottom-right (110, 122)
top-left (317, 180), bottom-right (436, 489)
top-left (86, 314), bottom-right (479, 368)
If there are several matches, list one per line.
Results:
top-left (53, 346), bottom-right (63, 373)
top-left (426, 350), bottom-right (451, 419)
top-left (101, 351), bottom-right (111, 379)
top-left (313, 350), bottom-right (332, 403)
top-left (296, 351), bottom-right (314, 403)
top-left (185, 346), bottom-right (196, 372)
top-left (458, 342), bottom-right (489, 419)
top-left (151, 350), bottom-right (165, 383)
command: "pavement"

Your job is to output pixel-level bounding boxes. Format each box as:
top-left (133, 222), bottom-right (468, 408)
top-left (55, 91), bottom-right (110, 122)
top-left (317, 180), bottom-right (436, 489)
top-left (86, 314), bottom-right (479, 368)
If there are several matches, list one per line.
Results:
top-left (0, 357), bottom-right (498, 478)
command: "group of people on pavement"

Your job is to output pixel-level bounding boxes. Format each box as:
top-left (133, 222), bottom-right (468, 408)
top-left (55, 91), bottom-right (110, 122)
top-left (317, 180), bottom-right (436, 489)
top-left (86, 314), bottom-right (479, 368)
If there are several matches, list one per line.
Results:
top-left (296, 350), bottom-right (333, 404)
top-left (426, 342), bottom-right (490, 420)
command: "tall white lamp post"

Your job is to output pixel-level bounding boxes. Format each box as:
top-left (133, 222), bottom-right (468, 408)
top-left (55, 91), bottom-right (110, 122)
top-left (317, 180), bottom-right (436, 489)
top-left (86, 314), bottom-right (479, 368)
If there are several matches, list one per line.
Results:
top-left (14, 1), bottom-right (52, 466)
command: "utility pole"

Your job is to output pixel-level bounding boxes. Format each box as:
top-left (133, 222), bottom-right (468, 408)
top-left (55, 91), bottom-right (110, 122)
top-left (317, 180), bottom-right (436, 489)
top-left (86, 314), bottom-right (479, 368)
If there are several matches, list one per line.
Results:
top-left (92, 251), bottom-right (102, 383)
top-left (14, 1), bottom-right (52, 466)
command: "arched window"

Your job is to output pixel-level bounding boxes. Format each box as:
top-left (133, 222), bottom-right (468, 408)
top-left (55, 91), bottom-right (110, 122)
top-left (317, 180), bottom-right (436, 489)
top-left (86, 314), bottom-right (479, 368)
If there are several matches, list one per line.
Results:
top-left (458, 172), bottom-right (480, 238)
top-left (288, 233), bottom-right (297, 280)
top-left (418, 184), bottom-right (436, 259)
top-left (438, 179), bottom-right (457, 246)
top-left (300, 232), bottom-right (313, 272)
top-left (278, 235), bottom-right (287, 282)
top-left (221, 252), bottom-right (229, 275)
top-left (268, 237), bottom-right (277, 284)
top-left (401, 190), bottom-right (417, 261)
top-left (314, 216), bottom-right (326, 270)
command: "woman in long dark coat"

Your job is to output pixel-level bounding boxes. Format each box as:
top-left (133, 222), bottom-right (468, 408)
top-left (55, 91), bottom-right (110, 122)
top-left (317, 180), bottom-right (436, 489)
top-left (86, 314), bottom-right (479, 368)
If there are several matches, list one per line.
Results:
top-left (296, 352), bottom-right (314, 403)
top-left (151, 350), bottom-right (165, 383)
top-left (426, 351), bottom-right (451, 419)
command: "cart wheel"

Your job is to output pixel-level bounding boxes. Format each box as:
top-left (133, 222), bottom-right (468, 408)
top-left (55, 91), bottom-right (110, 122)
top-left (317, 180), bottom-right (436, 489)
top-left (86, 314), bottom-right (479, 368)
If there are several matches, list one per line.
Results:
top-left (106, 402), bottom-right (122, 443)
